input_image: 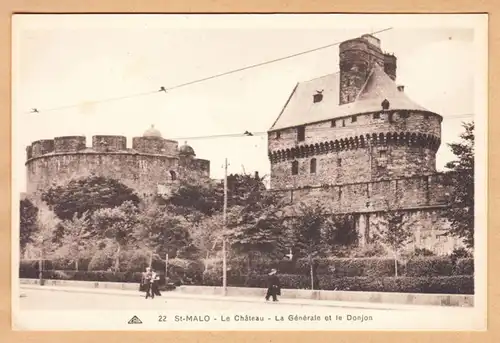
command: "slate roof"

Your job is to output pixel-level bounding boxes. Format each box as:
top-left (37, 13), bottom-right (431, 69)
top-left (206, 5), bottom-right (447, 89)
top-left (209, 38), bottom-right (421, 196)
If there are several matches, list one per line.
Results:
top-left (269, 64), bottom-right (433, 131)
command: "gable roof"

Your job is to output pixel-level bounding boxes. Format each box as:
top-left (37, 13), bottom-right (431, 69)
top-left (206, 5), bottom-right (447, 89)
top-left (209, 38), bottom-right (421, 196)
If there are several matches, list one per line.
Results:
top-left (269, 64), bottom-right (433, 132)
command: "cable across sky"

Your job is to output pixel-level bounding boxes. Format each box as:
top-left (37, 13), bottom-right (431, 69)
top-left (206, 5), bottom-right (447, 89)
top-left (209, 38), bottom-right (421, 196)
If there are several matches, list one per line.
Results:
top-left (27, 27), bottom-right (394, 115)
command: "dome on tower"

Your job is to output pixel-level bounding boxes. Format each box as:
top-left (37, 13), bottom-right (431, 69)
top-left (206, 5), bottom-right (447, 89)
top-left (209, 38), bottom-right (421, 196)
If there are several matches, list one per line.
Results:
top-left (179, 141), bottom-right (196, 157)
top-left (143, 125), bottom-right (162, 138)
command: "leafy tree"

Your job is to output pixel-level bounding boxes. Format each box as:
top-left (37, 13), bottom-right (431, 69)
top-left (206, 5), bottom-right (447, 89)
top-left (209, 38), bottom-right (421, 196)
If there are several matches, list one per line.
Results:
top-left (134, 203), bottom-right (194, 261)
top-left (41, 175), bottom-right (140, 220)
top-left (288, 201), bottom-right (335, 289)
top-left (55, 212), bottom-right (94, 270)
top-left (443, 121), bottom-right (475, 249)
top-left (31, 205), bottom-right (61, 267)
top-left (372, 208), bottom-right (414, 277)
top-left (321, 214), bottom-right (358, 256)
top-left (91, 201), bottom-right (140, 271)
top-left (20, 199), bottom-right (38, 253)
top-left (225, 191), bottom-right (287, 273)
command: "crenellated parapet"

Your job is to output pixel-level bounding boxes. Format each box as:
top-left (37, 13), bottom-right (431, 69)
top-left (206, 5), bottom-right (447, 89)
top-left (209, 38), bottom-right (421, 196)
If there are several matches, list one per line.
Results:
top-left (25, 126), bottom-right (211, 196)
top-left (132, 136), bottom-right (178, 155)
top-left (92, 135), bottom-right (127, 152)
top-left (31, 139), bottom-right (55, 158)
top-left (269, 131), bottom-right (441, 164)
top-left (54, 136), bottom-right (86, 153)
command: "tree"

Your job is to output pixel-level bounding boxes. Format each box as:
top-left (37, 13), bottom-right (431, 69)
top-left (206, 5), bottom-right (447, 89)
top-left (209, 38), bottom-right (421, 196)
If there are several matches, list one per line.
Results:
top-left (321, 214), bottom-right (358, 256)
top-left (55, 212), bottom-right (95, 270)
top-left (225, 191), bottom-right (287, 273)
top-left (91, 201), bottom-right (139, 271)
top-left (134, 203), bottom-right (194, 261)
top-left (372, 208), bottom-right (414, 277)
top-left (443, 121), bottom-right (475, 249)
top-left (31, 205), bottom-right (61, 276)
top-left (20, 199), bottom-right (39, 253)
top-left (41, 175), bottom-right (140, 220)
top-left (288, 201), bottom-right (334, 289)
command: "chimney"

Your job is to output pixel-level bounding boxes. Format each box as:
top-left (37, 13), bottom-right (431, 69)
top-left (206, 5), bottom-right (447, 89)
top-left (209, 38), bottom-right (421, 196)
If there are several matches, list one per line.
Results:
top-left (254, 171), bottom-right (260, 180)
top-left (397, 85), bottom-right (405, 92)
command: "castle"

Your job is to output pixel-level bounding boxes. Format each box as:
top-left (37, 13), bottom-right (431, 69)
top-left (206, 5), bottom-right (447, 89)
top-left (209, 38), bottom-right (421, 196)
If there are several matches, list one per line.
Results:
top-left (25, 125), bottom-right (210, 196)
top-left (267, 34), bottom-right (460, 254)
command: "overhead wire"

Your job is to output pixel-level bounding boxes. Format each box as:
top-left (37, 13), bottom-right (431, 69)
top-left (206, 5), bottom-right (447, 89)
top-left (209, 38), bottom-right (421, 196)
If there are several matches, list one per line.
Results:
top-left (26, 27), bottom-right (393, 114)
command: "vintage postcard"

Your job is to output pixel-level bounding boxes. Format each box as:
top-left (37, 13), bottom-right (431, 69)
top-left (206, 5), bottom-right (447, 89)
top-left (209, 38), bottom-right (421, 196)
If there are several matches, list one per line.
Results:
top-left (11, 13), bottom-right (487, 331)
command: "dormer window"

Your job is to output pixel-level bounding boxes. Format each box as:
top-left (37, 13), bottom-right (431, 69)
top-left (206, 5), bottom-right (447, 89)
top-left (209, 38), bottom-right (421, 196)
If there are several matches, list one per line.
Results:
top-left (297, 126), bottom-right (305, 142)
top-left (276, 131), bottom-right (281, 139)
top-left (313, 90), bottom-right (324, 103)
top-left (342, 119), bottom-right (346, 127)
top-left (331, 120), bottom-right (336, 127)
top-left (381, 99), bottom-right (390, 110)
top-left (352, 115), bottom-right (357, 123)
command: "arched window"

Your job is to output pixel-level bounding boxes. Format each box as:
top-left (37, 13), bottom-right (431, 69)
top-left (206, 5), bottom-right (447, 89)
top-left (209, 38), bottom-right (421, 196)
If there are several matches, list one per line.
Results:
top-left (310, 158), bottom-right (317, 174)
top-left (170, 170), bottom-right (177, 181)
top-left (291, 161), bottom-right (299, 175)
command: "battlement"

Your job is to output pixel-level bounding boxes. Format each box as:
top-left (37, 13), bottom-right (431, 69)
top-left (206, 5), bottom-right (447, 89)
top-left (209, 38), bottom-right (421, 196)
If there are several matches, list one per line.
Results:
top-left (92, 135), bottom-right (127, 152)
top-left (132, 136), bottom-right (178, 155)
top-left (54, 136), bottom-right (86, 153)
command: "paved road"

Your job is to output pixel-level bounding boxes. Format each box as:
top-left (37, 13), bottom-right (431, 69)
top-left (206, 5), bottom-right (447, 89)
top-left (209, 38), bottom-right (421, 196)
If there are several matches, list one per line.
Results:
top-left (20, 288), bottom-right (398, 311)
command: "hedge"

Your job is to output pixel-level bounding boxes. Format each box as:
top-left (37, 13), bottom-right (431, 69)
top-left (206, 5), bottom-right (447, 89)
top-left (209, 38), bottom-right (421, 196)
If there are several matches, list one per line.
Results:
top-left (454, 258), bottom-right (474, 276)
top-left (19, 268), bottom-right (473, 294)
top-left (405, 257), bottom-right (454, 277)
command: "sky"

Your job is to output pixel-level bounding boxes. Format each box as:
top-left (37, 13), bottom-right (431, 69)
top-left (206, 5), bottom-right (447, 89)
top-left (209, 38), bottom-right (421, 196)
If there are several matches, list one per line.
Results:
top-left (12, 14), bottom-right (486, 192)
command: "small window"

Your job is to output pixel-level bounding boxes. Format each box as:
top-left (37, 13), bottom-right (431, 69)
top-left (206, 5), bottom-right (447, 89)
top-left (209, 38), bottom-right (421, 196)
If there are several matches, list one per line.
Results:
top-left (379, 150), bottom-right (387, 158)
top-left (292, 161), bottom-right (299, 175)
top-left (297, 126), bottom-right (305, 142)
top-left (276, 131), bottom-right (281, 139)
top-left (342, 120), bottom-right (345, 127)
top-left (170, 170), bottom-right (177, 181)
top-left (310, 158), bottom-right (317, 174)
top-left (373, 113), bottom-right (381, 119)
top-left (352, 115), bottom-right (357, 123)
top-left (313, 92), bottom-right (323, 103)
top-left (337, 158), bottom-right (342, 167)
top-left (331, 120), bottom-right (336, 127)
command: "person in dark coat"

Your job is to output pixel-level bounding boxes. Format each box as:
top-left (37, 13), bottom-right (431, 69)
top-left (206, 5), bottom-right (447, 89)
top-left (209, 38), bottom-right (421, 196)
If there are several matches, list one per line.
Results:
top-left (265, 269), bottom-right (281, 302)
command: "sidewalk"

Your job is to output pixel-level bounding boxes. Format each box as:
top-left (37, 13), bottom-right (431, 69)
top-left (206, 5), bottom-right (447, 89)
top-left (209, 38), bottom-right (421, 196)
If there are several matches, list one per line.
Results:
top-left (20, 284), bottom-right (467, 311)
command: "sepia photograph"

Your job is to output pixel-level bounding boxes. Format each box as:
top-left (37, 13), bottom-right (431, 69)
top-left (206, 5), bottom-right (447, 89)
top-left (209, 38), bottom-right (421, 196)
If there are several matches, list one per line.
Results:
top-left (11, 13), bottom-right (487, 331)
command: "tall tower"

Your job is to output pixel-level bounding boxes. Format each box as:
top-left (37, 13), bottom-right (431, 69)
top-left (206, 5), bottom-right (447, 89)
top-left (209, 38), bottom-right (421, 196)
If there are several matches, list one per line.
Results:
top-left (338, 34), bottom-right (384, 105)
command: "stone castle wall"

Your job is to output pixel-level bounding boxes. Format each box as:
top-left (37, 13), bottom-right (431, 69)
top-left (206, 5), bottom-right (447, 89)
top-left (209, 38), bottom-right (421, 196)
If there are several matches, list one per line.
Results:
top-left (271, 174), bottom-right (458, 254)
top-left (268, 111), bottom-right (442, 189)
top-left (25, 135), bottom-right (209, 196)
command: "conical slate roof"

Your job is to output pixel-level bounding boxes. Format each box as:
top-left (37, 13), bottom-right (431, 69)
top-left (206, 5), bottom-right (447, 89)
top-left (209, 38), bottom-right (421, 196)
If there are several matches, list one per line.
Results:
top-left (269, 64), bottom-right (434, 131)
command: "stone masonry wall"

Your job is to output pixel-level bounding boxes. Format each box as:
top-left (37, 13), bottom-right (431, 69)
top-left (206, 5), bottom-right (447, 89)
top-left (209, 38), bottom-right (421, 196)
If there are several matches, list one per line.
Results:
top-left (273, 173), bottom-right (449, 214)
top-left (269, 111), bottom-right (441, 189)
top-left (26, 152), bottom-right (179, 196)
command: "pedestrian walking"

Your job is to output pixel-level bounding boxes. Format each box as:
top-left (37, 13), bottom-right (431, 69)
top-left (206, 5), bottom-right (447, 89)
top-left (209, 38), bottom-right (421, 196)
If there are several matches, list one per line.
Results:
top-left (151, 269), bottom-right (162, 297)
top-left (265, 268), bottom-right (281, 302)
top-left (141, 267), bottom-right (153, 299)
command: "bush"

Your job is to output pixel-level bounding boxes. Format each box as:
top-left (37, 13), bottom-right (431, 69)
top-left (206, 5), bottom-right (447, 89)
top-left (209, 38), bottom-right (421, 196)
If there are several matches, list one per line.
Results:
top-left (316, 275), bottom-right (473, 294)
top-left (88, 251), bottom-right (113, 271)
top-left (350, 243), bottom-right (387, 258)
top-left (454, 258), bottom-right (474, 276)
top-left (413, 248), bottom-right (436, 257)
top-left (405, 257), bottom-right (454, 277)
